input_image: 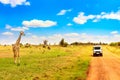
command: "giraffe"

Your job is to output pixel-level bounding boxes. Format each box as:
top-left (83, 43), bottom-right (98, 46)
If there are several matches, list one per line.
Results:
top-left (12, 31), bottom-right (25, 64)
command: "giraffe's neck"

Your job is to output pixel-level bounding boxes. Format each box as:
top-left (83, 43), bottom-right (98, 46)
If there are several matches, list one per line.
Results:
top-left (15, 34), bottom-right (22, 46)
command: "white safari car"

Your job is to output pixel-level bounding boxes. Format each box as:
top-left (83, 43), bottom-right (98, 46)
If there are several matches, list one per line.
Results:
top-left (93, 45), bottom-right (103, 56)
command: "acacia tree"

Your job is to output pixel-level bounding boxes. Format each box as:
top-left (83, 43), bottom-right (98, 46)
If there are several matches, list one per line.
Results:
top-left (59, 38), bottom-right (68, 47)
top-left (59, 38), bottom-right (64, 46)
top-left (43, 40), bottom-right (48, 46)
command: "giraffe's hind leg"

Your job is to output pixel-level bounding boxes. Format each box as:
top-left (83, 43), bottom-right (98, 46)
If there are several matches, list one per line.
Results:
top-left (16, 48), bottom-right (20, 64)
top-left (18, 52), bottom-right (20, 64)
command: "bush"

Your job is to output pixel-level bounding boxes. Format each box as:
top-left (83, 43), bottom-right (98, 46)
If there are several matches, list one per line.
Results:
top-left (24, 43), bottom-right (31, 48)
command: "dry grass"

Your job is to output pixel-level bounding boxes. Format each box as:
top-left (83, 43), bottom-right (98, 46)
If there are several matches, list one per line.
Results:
top-left (106, 46), bottom-right (120, 55)
top-left (0, 45), bottom-right (92, 80)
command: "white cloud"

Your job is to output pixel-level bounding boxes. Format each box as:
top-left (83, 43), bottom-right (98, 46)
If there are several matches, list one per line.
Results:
top-left (24, 1), bottom-right (30, 6)
top-left (93, 11), bottom-right (120, 22)
top-left (26, 32), bottom-right (32, 35)
top-left (18, 31), bottom-right (120, 45)
top-left (57, 9), bottom-right (72, 15)
top-left (5, 24), bottom-right (29, 31)
top-left (5, 19), bottom-right (57, 32)
top-left (21, 33), bottom-right (82, 44)
top-left (11, 27), bottom-right (29, 31)
top-left (2, 31), bottom-right (120, 45)
top-left (0, 39), bottom-right (15, 45)
top-left (6, 24), bottom-right (12, 29)
top-left (93, 19), bottom-right (98, 22)
top-left (64, 33), bottom-right (79, 37)
top-left (22, 35), bottom-right (47, 45)
top-left (46, 33), bottom-right (120, 44)
top-left (101, 11), bottom-right (120, 20)
top-left (73, 12), bottom-right (95, 24)
top-left (0, 0), bottom-right (30, 7)
top-left (111, 31), bottom-right (118, 35)
top-left (67, 23), bottom-right (73, 26)
top-left (31, 35), bottom-right (38, 39)
top-left (2, 32), bottom-right (13, 36)
top-left (22, 19), bottom-right (57, 28)
top-left (73, 10), bottom-right (120, 24)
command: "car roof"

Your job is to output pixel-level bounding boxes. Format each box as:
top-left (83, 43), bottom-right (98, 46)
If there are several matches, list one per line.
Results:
top-left (93, 45), bottom-right (101, 47)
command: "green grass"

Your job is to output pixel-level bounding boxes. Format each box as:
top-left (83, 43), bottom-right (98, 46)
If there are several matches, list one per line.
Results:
top-left (0, 45), bottom-right (91, 80)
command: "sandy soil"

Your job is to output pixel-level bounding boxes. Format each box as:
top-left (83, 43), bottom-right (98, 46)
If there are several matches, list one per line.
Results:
top-left (86, 47), bottom-right (120, 80)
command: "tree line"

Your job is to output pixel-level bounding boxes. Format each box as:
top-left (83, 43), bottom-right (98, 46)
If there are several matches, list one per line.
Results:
top-left (109, 42), bottom-right (120, 46)
top-left (3, 38), bottom-right (107, 48)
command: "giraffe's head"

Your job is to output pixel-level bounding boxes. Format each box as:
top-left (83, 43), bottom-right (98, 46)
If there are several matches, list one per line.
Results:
top-left (20, 31), bottom-right (25, 36)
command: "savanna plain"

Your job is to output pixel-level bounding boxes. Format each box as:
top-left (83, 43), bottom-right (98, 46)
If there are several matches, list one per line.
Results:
top-left (0, 45), bottom-right (120, 80)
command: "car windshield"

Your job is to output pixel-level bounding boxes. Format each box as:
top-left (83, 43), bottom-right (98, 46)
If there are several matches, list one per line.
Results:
top-left (94, 47), bottom-right (100, 50)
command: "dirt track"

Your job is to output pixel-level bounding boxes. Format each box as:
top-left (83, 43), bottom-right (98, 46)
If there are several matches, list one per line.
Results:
top-left (87, 47), bottom-right (120, 80)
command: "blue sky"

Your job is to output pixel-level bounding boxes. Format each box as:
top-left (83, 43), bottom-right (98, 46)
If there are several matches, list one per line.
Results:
top-left (0, 0), bottom-right (120, 44)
